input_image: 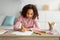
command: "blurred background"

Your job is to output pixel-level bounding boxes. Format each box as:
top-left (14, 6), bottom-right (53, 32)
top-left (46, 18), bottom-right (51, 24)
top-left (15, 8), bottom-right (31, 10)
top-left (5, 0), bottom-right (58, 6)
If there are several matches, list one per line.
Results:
top-left (0, 0), bottom-right (60, 33)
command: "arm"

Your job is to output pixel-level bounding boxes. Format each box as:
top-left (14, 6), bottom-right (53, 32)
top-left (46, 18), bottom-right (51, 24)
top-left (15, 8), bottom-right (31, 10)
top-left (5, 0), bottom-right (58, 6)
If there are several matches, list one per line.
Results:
top-left (33, 18), bottom-right (40, 31)
top-left (14, 16), bottom-right (22, 31)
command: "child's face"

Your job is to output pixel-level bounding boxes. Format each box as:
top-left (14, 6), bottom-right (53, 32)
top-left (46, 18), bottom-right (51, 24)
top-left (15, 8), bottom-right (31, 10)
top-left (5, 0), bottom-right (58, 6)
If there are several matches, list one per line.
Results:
top-left (26, 9), bottom-right (34, 19)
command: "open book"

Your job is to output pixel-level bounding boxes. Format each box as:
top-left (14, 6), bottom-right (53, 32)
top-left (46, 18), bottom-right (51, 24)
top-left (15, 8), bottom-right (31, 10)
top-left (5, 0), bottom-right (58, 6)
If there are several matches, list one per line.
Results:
top-left (12, 31), bottom-right (33, 35)
top-left (0, 29), bottom-right (8, 34)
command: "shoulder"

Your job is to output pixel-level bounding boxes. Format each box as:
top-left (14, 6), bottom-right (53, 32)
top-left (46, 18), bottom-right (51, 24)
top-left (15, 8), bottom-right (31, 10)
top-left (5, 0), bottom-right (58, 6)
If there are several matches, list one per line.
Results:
top-left (18, 16), bottom-right (24, 19)
top-left (18, 16), bottom-right (22, 18)
top-left (33, 17), bottom-right (39, 22)
top-left (17, 16), bottom-right (24, 21)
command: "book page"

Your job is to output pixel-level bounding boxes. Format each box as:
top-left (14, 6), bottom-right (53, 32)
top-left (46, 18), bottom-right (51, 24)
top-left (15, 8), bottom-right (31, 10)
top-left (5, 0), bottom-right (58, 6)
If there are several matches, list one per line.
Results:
top-left (12, 31), bottom-right (33, 35)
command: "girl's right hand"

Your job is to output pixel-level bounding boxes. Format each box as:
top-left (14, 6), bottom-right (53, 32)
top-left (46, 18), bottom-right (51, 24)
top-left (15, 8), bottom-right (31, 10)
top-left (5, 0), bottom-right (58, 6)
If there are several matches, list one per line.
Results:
top-left (20, 26), bottom-right (27, 32)
top-left (20, 27), bottom-right (32, 32)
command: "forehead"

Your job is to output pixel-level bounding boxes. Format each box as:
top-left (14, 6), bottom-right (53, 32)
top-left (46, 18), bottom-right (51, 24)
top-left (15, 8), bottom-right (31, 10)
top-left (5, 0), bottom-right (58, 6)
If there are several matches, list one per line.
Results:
top-left (27, 9), bottom-right (34, 13)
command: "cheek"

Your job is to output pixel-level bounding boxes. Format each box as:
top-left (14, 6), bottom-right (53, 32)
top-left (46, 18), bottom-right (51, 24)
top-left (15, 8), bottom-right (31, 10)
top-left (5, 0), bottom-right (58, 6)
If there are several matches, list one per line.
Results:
top-left (27, 15), bottom-right (33, 18)
top-left (30, 14), bottom-right (34, 17)
top-left (26, 14), bottom-right (28, 17)
top-left (30, 15), bottom-right (34, 17)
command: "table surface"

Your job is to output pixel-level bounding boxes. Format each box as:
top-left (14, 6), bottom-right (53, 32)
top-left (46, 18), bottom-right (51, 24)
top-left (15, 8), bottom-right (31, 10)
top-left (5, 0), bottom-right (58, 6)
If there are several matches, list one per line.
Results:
top-left (0, 29), bottom-right (60, 37)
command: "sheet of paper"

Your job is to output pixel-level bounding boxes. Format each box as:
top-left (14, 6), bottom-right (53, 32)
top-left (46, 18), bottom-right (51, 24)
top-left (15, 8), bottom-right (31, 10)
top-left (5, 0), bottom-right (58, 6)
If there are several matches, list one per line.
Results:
top-left (0, 29), bottom-right (8, 34)
top-left (12, 31), bottom-right (33, 35)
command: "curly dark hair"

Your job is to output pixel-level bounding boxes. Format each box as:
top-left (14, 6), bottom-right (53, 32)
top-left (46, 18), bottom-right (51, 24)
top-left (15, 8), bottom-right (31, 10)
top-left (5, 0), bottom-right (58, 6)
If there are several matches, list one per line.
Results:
top-left (21, 4), bottom-right (39, 19)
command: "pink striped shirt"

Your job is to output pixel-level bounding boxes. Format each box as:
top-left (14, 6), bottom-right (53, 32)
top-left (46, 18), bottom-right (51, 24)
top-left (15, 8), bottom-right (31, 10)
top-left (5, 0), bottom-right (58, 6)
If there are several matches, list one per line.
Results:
top-left (14, 16), bottom-right (40, 31)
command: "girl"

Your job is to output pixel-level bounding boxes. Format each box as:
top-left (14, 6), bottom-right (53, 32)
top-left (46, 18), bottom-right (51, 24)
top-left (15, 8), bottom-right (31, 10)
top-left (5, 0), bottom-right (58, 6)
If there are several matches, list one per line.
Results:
top-left (14, 4), bottom-right (40, 32)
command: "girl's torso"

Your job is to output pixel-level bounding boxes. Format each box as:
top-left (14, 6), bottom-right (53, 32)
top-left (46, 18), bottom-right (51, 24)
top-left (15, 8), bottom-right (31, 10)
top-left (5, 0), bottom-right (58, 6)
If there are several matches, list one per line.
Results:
top-left (19, 16), bottom-right (34, 28)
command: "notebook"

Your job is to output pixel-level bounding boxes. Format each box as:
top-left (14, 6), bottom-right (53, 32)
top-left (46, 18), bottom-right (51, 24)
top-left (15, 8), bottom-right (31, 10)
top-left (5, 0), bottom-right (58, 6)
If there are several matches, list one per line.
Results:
top-left (12, 31), bottom-right (33, 35)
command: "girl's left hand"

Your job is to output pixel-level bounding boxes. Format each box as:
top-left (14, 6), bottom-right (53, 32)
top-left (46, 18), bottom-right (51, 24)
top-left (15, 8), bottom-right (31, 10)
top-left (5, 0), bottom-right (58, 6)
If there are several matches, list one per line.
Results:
top-left (31, 28), bottom-right (40, 32)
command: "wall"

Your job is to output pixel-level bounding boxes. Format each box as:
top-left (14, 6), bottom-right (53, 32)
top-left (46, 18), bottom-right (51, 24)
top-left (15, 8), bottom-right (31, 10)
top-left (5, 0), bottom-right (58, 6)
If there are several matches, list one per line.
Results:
top-left (0, 0), bottom-right (60, 33)
top-left (0, 0), bottom-right (20, 16)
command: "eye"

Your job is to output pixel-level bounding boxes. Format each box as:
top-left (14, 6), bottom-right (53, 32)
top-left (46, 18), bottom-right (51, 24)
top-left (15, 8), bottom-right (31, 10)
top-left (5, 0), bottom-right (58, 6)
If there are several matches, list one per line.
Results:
top-left (31, 13), bottom-right (34, 15)
top-left (31, 14), bottom-right (33, 15)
